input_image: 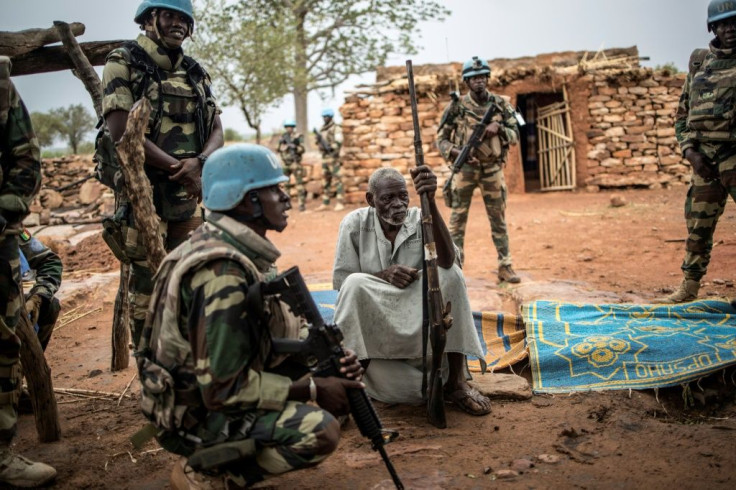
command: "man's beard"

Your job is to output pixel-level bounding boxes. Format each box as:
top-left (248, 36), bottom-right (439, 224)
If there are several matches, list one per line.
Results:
top-left (379, 208), bottom-right (407, 226)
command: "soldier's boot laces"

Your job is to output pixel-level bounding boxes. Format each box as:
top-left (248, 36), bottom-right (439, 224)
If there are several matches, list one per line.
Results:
top-left (657, 279), bottom-right (700, 304)
top-left (0, 449), bottom-right (57, 488)
top-left (498, 265), bottom-right (521, 284)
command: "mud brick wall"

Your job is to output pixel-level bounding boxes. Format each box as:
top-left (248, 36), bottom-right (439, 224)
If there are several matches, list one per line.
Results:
top-left (583, 72), bottom-right (689, 190)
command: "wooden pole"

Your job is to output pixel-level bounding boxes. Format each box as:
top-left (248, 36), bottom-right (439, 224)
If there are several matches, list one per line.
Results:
top-left (53, 21), bottom-right (103, 118)
top-left (16, 309), bottom-right (61, 442)
top-left (116, 99), bottom-right (167, 272)
top-left (9, 40), bottom-right (124, 76)
top-left (0, 23), bottom-right (85, 57)
top-left (111, 266), bottom-right (130, 370)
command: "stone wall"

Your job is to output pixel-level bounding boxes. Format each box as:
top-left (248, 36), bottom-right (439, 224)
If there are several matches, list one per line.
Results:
top-left (339, 62), bottom-right (691, 203)
top-left (584, 71), bottom-right (689, 190)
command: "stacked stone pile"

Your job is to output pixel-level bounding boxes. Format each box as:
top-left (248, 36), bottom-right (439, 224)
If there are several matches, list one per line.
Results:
top-left (25, 155), bottom-right (113, 226)
top-left (584, 70), bottom-right (689, 190)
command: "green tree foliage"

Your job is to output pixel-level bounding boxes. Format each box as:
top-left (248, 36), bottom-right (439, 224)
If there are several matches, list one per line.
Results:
top-left (49, 104), bottom-right (95, 154)
top-left (654, 62), bottom-right (680, 75)
top-left (193, 0), bottom-right (449, 139)
top-left (30, 112), bottom-right (61, 147)
top-left (193, 0), bottom-right (291, 143)
top-left (223, 127), bottom-right (245, 142)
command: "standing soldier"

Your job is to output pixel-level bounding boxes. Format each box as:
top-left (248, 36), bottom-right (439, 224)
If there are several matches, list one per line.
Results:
top-left (659, 0), bottom-right (736, 303)
top-left (0, 56), bottom-right (56, 487)
top-left (277, 119), bottom-right (306, 211)
top-left (98, 0), bottom-right (224, 346)
top-left (315, 108), bottom-right (344, 212)
top-left (437, 56), bottom-right (521, 283)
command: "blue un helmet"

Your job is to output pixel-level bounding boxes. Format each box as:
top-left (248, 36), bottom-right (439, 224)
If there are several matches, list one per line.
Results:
top-left (134, 0), bottom-right (194, 24)
top-left (283, 119), bottom-right (296, 127)
top-left (708, 0), bottom-right (736, 31)
top-left (321, 108), bottom-right (335, 118)
top-left (462, 56), bottom-right (491, 80)
top-left (202, 144), bottom-right (287, 212)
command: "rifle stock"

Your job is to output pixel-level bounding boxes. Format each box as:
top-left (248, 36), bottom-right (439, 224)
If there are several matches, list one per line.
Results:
top-left (312, 128), bottom-right (333, 155)
top-left (406, 60), bottom-right (452, 429)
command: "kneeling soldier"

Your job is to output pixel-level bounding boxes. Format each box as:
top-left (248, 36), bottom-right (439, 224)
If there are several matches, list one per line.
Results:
top-left (136, 144), bottom-right (363, 488)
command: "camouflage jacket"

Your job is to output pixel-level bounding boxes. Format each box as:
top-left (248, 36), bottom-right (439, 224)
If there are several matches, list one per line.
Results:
top-left (0, 56), bottom-right (41, 224)
top-left (19, 229), bottom-right (62, 300)
top-left (318, 120), bottom-right (342, 158)
top-left (101, 35), bottom-right (220, 221)
top-left (277, 131), bottom-right (305, 163)
top-left (676, 41), bottom-right (736, 159)
top-left (437, 90), bottom-right (519, 165)
top-left (143, 211), bottom-right (305, 424)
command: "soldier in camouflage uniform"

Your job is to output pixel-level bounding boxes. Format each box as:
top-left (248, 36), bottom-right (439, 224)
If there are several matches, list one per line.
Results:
top-left (437, 56), bottom-right (521, 283)
top-left (0, 56), bottom-right (57, 487)
top-left (101, 0), bottom-right (223, 346)
top-left (659, 0), bottom-right (736, 303)
top-left (19, 229), bottom-right (62, 351)
top-left (139, 144), bottom-right (363, 487)
top-left (277, 120), bottom-right (307, 211)
top-left (315, 108), bottom-right (344, 212)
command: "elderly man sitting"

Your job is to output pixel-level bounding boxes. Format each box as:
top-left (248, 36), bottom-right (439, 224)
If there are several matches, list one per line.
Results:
top-left (332, 165), bottom-right (491, 416)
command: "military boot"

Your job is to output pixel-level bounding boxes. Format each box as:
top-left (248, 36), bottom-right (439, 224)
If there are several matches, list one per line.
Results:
top-left (170, 457), bottom-right (218, 490)
top-left (656, 279), bottom-right (700, 304)
top-left (498, 265), bottom-right (521, 284)
top-left (0, 448), bottom-right (57, 488)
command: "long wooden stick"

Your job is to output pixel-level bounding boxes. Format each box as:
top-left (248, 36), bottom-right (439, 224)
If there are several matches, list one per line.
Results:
top-left (53, 21), bottom-right (103, 117)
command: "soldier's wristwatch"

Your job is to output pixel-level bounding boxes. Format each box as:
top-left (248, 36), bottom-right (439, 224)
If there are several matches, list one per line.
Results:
top-left (197, 154), bottom-right (208, 166)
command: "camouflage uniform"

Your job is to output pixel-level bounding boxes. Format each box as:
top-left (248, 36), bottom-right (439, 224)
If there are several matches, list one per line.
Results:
top-left (141, 212), bottom-right (338, 485)
top-left (19, 230), bottom-right (62, 351)
top-left (318, 120), bottom-right (343, 206)
top-left (674, 41), bottom-right (736, 282)
top-left (0, 59), bottom-right (42, 446)
top-left (101, 34), bottom-right (220, 346)
top-left (437, 91), bottom-right (519, 264)
top-left (277, 131), bottom-right (306, 209)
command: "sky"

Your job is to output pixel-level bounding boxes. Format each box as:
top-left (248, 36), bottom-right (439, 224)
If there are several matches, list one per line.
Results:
top-left (2, 0), bottom-right (712, 142)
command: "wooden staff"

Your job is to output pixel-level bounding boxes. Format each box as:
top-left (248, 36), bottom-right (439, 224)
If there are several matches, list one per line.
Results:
top-left (406, 60), bottom-right (452, 429)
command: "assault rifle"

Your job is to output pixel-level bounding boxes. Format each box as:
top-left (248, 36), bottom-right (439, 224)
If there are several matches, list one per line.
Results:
top-left (441, 102), bottom-right (497, 203)
top-left (280, 133), bottom-right (299, 162)
top-left (313, 128), bottom-right (334, 155)
top-left (406, 60), bottom-right (452, 429)
top-left (265, 267), bottom-right (404, 490)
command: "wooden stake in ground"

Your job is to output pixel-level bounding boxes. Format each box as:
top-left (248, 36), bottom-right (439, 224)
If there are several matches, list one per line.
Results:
top-left (16, 308), bottom-right (61, 442)
top-left (116, 98), bottom-right (166, 272)
top-left (53, 21), bottom-right (103, 118)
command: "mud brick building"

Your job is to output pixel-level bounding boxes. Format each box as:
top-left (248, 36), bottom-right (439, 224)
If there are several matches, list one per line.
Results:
top-left (338, 47), bottom-right (689, 203)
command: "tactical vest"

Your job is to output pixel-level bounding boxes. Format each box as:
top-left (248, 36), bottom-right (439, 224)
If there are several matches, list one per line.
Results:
top-left (94, 41), bottom-right (217, 196)
top-left (686, 48), bottom-right (736, 141)
top-left (449, 94), bottom-right (508, 163)
top-left (137, 222), bottom-right (300, 432)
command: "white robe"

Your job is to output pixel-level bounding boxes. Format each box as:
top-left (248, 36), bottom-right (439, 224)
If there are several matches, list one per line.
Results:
top-left (332, 207), bottom-right (483, 404)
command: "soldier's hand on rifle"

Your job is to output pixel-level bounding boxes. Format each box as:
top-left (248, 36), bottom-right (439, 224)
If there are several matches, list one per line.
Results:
top-left (484, 121), bottom-right (501, 138)
top-left (377, 264), bottom-right (419, 288)
top-left (314, 376), bottom-right (365, 416)
top-left (410, 165), bottom-right (437, 196)
top-left (450, 147), bottom-right (479, 166)
top-left (339, 348), bottom-right (364, 381)
top-left (685, 149), bottom-right (719, 181)
top-left (170, 157), bottom-right (203, 200)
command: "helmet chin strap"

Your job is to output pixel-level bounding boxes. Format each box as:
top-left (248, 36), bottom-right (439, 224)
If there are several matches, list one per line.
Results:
top-left (147, 9), bottom-right (191, 50)
top-left (230, 190), bottom-right (275, 229)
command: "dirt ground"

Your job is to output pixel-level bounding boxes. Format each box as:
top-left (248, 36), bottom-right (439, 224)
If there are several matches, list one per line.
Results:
top-left (14, 184), bottom-right (736, 489)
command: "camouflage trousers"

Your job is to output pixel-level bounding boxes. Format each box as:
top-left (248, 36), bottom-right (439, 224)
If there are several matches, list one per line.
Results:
top-left (0, 232), bottom-right (22, 445)
top-left (283, 160), bottom-right (306, 209)
top-left (160, 401), bottom-right (339, 485)
top-left (321, 156), bottom-right (343, 206)
top-left (123, 213), bottom-right (202, 348)
top-left (680, 156), bottom-right (736, 281)
top-left (448, 162), bottom-right (511, 266)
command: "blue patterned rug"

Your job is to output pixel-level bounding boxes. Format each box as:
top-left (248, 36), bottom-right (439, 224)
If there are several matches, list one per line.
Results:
top-left (523, 299), bottom-right (736, 393)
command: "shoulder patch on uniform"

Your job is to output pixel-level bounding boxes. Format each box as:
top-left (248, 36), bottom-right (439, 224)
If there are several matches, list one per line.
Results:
top-left (19, 228), bottom-right (31, 242)
top-left (689, 48), bottom-right (709, 76)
